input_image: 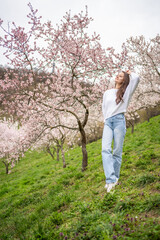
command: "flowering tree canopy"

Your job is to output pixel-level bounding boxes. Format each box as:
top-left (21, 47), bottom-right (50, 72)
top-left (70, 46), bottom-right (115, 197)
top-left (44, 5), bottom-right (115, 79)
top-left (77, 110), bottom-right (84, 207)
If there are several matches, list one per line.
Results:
top-left (0, 3), bottom-right (128, 171)
top-left (124, 34), bottom-right (160, 128)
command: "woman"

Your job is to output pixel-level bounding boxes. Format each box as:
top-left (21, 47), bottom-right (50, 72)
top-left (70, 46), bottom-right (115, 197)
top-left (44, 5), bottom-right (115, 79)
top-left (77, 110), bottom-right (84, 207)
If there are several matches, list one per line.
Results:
top-left (102, 70), bottom-right (140, 192)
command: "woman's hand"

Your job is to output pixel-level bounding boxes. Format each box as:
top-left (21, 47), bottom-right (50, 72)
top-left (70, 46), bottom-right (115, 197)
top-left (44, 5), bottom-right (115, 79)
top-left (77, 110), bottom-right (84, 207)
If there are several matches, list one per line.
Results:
top-left (126, 70), bottom-right (131, 75)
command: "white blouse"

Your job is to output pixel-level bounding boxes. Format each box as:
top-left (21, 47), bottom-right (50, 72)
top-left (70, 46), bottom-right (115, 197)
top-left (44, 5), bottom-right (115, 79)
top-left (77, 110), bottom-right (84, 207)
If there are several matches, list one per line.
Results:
top-left (102, 72), bottom-right (140, 121)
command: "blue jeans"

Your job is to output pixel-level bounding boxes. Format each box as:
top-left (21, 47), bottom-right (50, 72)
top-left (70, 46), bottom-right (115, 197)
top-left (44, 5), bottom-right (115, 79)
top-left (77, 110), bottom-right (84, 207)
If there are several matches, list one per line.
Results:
top-left (102, 113), bottom-right (126, 184)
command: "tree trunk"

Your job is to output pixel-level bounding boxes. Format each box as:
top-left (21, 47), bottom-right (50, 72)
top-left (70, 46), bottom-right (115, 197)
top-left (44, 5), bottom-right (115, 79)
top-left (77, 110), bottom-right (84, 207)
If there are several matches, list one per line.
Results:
top-left (61, 145), bottom-right (66, 168)
top-left (80, 127), bottom-right (88, 171)
top-left (131, 122), bottom-right (134, 134)
top-left (2, 161), bottom-right (9, 174)
top-left (56, 146), bottom-right (60, 161)
top-left (46, 145), bottom-right (55, 159)
top-left (129, 121), bottom-right (134, 134)
top-left (146, 108), bottom-right (150, 122)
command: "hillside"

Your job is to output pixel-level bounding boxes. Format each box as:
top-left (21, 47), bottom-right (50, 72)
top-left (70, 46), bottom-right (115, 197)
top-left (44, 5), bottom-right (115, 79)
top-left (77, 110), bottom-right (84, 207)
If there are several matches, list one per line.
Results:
top-left (0, 115), bottom-right (160, 240)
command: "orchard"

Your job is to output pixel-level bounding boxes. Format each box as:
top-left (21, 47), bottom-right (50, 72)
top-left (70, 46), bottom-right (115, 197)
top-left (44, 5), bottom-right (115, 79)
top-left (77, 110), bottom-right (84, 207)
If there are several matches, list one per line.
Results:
top-left (0, 3), bottom-right (159, 174)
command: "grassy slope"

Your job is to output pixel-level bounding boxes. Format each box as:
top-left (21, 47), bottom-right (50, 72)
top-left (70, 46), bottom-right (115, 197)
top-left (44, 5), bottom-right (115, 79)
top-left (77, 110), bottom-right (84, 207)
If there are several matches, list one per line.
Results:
top-left (0, 115), bottom-right (160, 240)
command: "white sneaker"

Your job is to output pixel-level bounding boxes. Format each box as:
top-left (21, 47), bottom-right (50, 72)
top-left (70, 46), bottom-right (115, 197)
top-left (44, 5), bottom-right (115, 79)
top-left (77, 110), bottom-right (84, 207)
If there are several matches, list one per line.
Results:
top-left (104, 183), bottom-right (109, 189)
top-left (115, 178), bottom-right (119, 185)
top-left (107, 182), bottom-right (117, 192)
top-left (105, 179), bottom-right (118, 192)
top-left (104, 178), bottom-right (119, 192)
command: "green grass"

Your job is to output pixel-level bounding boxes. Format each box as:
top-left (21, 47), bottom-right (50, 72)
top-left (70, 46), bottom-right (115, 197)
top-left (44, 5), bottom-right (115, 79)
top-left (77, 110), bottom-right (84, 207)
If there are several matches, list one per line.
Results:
top-left (0, 115), bottom-right (160, 240)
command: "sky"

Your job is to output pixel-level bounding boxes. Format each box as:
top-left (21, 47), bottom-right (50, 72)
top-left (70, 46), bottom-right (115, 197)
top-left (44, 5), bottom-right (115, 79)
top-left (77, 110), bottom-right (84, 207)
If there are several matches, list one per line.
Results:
top-left (0, 0), bottom-right (160, 66)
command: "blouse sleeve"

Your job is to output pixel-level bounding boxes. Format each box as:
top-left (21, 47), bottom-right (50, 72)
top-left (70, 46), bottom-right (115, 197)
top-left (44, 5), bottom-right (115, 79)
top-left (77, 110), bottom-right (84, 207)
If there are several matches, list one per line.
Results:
top-left (126, 72), bottom-right (140, 97)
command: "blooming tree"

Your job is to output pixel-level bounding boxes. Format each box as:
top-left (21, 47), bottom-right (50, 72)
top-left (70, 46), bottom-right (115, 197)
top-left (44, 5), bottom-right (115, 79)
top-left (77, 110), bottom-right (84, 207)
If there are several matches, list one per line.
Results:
top-left (0, 120), bottom-right (30, 174)
top-left (0, 115), bottom-right (49, 174)
top-left (125, 35), bottom-right (160, 101)
top-left (31, 125), bottom-right (76, 168)
top-left (0, 3), bottom-right (127, 171)
top-left (118, 34), bottom-right (160, 130)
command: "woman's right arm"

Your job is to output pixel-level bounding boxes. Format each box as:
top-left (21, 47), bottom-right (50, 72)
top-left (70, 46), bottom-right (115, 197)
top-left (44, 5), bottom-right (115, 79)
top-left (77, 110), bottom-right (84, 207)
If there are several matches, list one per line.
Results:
top-left (126, 71), bottom-right (140, 96)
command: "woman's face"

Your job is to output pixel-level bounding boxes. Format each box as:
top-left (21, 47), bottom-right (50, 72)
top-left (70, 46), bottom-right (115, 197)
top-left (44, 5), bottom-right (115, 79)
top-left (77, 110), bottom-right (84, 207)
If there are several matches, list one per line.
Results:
top-left (115, 72), bottom-right (124, 84)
